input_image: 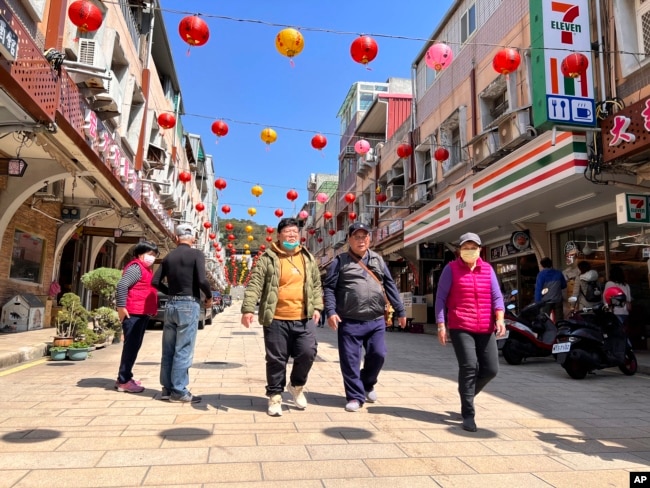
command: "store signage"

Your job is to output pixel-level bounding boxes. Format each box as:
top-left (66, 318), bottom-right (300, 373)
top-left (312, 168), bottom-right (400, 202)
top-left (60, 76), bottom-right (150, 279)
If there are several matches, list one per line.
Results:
top-left (600, 97), bottom-right (650, 163)
top-left (529, 0), bottom-right (595, 129)
top-left (0, 15), bottom-right (18, 62)
top-left (616, 193), bottom-right (650, 225)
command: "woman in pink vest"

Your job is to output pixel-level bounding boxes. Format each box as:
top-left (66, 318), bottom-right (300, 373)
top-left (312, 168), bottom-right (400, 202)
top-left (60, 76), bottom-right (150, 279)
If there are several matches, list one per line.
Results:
top-left (114, 241), bottom-right (159, 393)
top-left (435, 233), bottom-right (506, 432)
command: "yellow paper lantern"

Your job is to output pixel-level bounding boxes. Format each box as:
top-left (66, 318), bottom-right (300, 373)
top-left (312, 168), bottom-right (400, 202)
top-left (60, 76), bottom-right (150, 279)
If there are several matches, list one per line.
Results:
top-left (244, 244), bottom-right (250, 249)
top-left (247, 235), bottom-right (254, 241)
top-left (251, 185), bottom-right (263, 198)
top-left (261, 127), bottom-right (277, 145)
top-left (275, 28), bottom-right (304, 59)
top-left (248, 207), bottom-right (257, 217)
top-left (245, 250), bottom-right (251, 254)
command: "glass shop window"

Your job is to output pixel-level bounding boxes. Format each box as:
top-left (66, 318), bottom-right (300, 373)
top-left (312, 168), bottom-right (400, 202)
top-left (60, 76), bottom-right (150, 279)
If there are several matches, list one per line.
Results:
top-left (10, 230), bottom-right (44, 283)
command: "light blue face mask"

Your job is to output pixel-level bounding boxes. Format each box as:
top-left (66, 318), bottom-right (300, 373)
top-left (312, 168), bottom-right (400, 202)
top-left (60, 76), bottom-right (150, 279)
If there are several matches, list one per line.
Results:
top-left (282, 241), bottom-right (300, 251)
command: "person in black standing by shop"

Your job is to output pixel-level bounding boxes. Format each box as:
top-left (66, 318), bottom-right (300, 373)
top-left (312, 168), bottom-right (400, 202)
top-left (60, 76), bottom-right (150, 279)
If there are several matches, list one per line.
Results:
top-left (152, 224), bottom-right (212, 403)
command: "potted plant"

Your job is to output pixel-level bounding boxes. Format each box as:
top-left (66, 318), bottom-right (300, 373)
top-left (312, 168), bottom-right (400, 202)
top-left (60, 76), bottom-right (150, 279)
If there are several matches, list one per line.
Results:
top-left (92, 306), bottom-right (121, 345)
top-left (49, 346), bottom-right (68, 361)
top-left (81, 267), bottom-right (122, 308)
top-left (66, 341), bottom-right (90, 361)
top-left (53, 293), bottom-right (90, 347)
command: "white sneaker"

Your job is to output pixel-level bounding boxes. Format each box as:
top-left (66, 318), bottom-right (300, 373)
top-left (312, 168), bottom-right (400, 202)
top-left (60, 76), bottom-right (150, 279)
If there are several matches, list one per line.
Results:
top-left (288, 384), bottom-right (307, 409)
top-left (267, 394), bottom-right (283, 416)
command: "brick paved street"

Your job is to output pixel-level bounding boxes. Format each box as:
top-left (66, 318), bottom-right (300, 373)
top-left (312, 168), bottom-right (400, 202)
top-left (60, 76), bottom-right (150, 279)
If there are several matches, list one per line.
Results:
top-left (0, 304), bottom-right (648, 487)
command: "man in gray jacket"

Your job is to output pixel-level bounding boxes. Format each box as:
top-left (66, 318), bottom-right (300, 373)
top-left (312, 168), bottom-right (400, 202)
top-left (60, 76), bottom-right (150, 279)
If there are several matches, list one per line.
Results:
top-left (323, 222), bottom-right (406, 412)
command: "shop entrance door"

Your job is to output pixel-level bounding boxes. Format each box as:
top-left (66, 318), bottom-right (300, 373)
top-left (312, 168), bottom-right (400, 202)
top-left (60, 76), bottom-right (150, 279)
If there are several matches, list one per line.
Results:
top-left (494, 254), bottom-right (539, 310)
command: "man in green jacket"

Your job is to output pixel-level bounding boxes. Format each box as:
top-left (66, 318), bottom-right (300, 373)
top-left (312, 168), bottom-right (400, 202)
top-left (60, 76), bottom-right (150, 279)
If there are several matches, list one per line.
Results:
top-left (241, 218), bottom-right (323, 417)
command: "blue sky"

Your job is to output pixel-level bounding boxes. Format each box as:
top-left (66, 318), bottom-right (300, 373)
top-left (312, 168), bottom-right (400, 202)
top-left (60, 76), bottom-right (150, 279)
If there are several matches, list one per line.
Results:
top-left (161, 1), bottom-right (454, 224)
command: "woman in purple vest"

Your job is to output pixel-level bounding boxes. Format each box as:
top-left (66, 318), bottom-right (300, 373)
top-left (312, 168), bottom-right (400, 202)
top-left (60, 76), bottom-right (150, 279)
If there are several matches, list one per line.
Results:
top-left (435, 233), bottom-right (506, 432)
top-left (114, 241), bottom-right (159, 393)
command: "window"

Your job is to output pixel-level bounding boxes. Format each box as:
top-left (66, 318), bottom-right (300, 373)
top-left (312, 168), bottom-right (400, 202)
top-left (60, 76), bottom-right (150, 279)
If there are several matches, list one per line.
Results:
top-left (359, 92), bottom-right (375, 111)
top-left (461, 4), bottom-right (476, 44)
top-left (440, 111), bottom-right (463, 173)
top-left (10, 230), bottom-right (44, 283)
top-left (479, 76), bottom-right (509, 129)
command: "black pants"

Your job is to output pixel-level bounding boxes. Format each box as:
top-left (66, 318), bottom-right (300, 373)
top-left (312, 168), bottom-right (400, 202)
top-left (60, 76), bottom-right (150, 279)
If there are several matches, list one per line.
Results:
top-left (263, 319), bottom-right (317, 396)
top-left (448, 329), bottom-right (499, 420)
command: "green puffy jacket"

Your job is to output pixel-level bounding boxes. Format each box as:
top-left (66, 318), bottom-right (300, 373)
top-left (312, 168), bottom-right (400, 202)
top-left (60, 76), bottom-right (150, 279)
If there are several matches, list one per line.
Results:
top-left (241, 246), bottom-right (323, 326)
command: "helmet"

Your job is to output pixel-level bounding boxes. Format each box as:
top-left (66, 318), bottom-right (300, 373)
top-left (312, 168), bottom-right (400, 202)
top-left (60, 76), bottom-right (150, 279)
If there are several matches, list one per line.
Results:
top-left (603, 286), bottom-right (626, 308)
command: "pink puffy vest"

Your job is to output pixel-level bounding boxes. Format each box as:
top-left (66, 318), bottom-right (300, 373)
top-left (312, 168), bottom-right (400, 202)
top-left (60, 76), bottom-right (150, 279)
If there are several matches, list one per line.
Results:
top-left (445, 258), bottom-right (495, 333)
top-left (124, 259), bottom-right (158, 316)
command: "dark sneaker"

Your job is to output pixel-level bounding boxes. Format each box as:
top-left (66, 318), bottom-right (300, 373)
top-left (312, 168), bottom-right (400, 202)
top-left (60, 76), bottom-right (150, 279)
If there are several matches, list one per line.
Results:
top-left (169, 392), bottom-right (202, 403)
top-left (161, 387), bottom-right (171, 400)
top-left (116, 379), bottom-right (145, 393)
top-left (462, 417), bottom-right (477, 432)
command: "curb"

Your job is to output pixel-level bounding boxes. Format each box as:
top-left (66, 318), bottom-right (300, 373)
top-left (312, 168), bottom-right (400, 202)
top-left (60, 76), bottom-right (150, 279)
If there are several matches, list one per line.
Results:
top-left (0, 342), bottom-right (49, 370)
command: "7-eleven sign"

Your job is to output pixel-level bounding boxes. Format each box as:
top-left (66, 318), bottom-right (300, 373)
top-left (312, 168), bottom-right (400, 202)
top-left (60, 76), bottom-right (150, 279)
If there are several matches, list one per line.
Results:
top-left (616, 193), bottom-right (650, 224)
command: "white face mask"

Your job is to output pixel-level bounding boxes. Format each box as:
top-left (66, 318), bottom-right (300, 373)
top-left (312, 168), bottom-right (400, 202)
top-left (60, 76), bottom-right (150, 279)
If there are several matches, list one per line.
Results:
top-left (142, 255), bottom-right (156, 267)
top-left (460, 249), bottom-right (480, 263)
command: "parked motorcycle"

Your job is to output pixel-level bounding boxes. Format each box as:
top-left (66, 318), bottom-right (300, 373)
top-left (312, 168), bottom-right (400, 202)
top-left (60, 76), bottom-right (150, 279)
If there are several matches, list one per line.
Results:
top-left (502, 290), bottom-right (559, 365)
top-left (552, 287), bottom-right (638, 379)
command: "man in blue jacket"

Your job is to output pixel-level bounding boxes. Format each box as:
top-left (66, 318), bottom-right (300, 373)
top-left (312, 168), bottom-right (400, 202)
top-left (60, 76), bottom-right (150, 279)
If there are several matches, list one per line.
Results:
top-left (535, 257), bottom-right (567, 321)
top-left (323, 222), bottom-right (406, 412)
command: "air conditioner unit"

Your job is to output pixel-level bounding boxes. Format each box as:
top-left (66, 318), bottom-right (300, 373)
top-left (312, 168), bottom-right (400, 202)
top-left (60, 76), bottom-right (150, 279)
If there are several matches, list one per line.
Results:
top-left (498, 110), bottom-right (531, 150)
top-left (472, 131), bottom-right (499, 169)
top-left (364, 148), bottom-right (376, 163)
top-left (358, 213), bottom-right (372, 225)
top-left (94, 71), bottom-right (122, 113)
top-left (307, 173), bottom-right (316, 190)
top-left (35, 181), bottom-right (63, 202)
top-left (356, 158), bottom-right (369, 176)
top-left (333, 230), bottom-right (346, 248)
top-left (305, 216), bottom-right (314, 227)
top-left (77, 39), bottom-right (105, 69)
top-left (345, 145), bottom-right (356, 155)
top-left (386, 168), bottom-right (404, 184)
top-left (386, 184), bottom-right (404, 202)
top-left (409, 183), bottom-right (429, 207)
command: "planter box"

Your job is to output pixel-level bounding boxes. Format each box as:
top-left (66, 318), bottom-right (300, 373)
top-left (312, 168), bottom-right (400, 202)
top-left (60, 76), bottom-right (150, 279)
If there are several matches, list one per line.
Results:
top-left (67, 348), bottom-right (89, 361)
top-left (50, 349), bottom-right (67, 361)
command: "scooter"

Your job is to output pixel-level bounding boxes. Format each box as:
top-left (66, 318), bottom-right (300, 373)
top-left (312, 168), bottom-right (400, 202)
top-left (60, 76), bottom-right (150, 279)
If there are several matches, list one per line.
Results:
top-left (502, 290), bottom-right (559, 365)
top-left (552, 296), bottom-right (638, 379)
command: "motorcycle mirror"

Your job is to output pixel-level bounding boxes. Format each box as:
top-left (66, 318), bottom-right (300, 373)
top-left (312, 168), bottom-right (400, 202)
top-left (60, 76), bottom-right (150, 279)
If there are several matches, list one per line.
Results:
top-left (568, 296), bottom-right (577, 304)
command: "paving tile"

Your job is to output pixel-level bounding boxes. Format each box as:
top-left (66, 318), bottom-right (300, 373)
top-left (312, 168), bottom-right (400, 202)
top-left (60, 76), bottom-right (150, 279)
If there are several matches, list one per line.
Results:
top-left (162, 433), bottom-right (257, 448)
top-left (208, 445), bottom-right (309, 462)
top-left (535, 469), bottom-right (632, 488)
top-left (262, 459), bottom-right (372, 480)
top-left (459, 454), bottom-right (572, 473)
top-left (12, 467), bottom-right (149, 488)
top-left (432, 473), bottom-right (555, 487)
top-left (364, 457), bottom-right (476, 476)
top-left (307, 443), bottom-right (407, 460)
top-left (551, 452), bottom-right (650, 470)
top-left (324, 476), bottom-right (440, 487)
top-left (257, 431), bottom-right (348, 446)
top-left (144, 461), bottom-right (262, 484)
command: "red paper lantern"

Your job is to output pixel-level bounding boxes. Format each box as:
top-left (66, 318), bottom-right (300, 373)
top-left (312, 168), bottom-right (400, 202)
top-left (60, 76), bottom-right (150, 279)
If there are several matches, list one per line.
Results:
top-left (225, 223), bottom-right (234, 231)
top-left (561, 53), bottom-right (589, 78)
top-left (228, 234), bottom-right (236, 241)
top-left (328, 229), bottom-right (336, 236)
top-left (211, 120), bottom-right (229, 138)
top-left (214, 178), bottom-right (227, 190)
top-left (274, 209), bottom-right (284, 218)
top-left (301, 237), bottom-right (307, 243)
top-left (308, 228), bottom-right (316, 235)
top-left (376, 193), bottom-right (387, 203)
top-left (350, 35), bottom-right (378, 65)
top-left (227, 243), bottom-right (233, 249)
top-left (344, 192), bottom-right (356, 204)
top-left (260, 245), bottom-right (266, 251)
top-left (311, 134), bottom-right (327, 150)
top-left (286, 189), bottom-right (298, 202)
top-left (203, 222), bottom-right (212, 229)
top-left (493, 48), bottom-right (521, 75)
top-left (266, 236), bottom-right (273, 242)
top-left (221, 204), bottom-right (231, 214)
top-left (396, 143), bottom-right (413, 159)
top-left (195, 202), bottom-right (205, 212)
top-left (179, 171), bottom-right (192, 183)
top-left (323, 211), bottom-right (333, 220)
top-left (317, 237), bottom-right (323, 243)
top-left (157, 113), bottom-right (176, 130)
top-left (208, 233), bottom-right (216, 240)
top-left (213, 242), bottom-right (219, 248)
top-left (178, 15), bottom-right (209, 47)
top-left (349, 212), bottom-right (357, 220)
top-left (434, 147), bottom-right (450, 162)
top-left (68, 0), bottom-right (103, 33)
top-left (265, 226), bottom-right (275, 234)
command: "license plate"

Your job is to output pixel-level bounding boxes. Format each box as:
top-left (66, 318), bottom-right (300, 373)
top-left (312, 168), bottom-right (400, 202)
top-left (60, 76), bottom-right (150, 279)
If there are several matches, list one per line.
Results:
top-left (552, 342), bottom-right (571, 353)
